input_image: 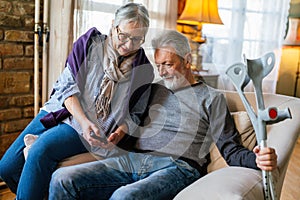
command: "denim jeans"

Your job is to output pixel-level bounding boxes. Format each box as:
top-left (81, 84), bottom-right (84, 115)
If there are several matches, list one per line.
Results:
top-left (49, 152), bottom-right (201, 200)
top-left (0, 110), bottom-right (89, 200)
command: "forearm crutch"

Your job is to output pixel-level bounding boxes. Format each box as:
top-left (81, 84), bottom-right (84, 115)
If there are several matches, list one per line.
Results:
top-left (226, 52), bottom-right (292, 200)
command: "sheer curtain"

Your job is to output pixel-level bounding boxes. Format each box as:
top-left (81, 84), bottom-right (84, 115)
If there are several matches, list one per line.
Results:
top-left (73, 0), bottom-right (127, 40)
top-left (202, 0), bottom-right (290, 93)
top-left (134, 0), bottom-right (178, 80)
top-left (47, 0), bottom-right (289, 96)
top-left (47, 0), bottom-right (126, 96)
top-left (48, 1), bottom-right (75, 97)
top-left (73, 0), bottom-right (177, 38)
top-left (135, 0), bottom-right (177, 29)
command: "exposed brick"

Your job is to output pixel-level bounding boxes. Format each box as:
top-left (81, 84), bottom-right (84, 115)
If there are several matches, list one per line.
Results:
top-left (5, 30), bottom-right (33, 42)
top-left (12, 2), bottom-right (35, 16)
top-left (0, 1), bottom-right (12, 13)
top-left (0, 133), bottom-right (19, 158)
top-left (0, 29), bottom-right (3, 40)
top-left (0, 43), bottom-right (23, 56)
top-left (0, 13), bottom-right (22, 27)
top-left (0, 96), bottom-right (10, 108)
top-left (0, 0), bottom-right (36, 159)
top-left (3, 57), bottom-right (34, 70)
top-left (3, 118), bottom-right (31, 133)
top-left (23, 106), bottom-right (34, 118)
top-left (24, 17), bottom-right (34, 27)
top-left (0, 72), bottom-right (31, 94)
top-left (0, 108), bottom-right (22, 121)
top-left (9, 94), bottom-right (34, 106)
top-left (25, 45), bottom-right (34, 56)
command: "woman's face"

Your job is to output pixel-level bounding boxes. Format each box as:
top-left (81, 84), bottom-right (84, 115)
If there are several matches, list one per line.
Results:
top-left (112, 21), bottom-right (146, 56)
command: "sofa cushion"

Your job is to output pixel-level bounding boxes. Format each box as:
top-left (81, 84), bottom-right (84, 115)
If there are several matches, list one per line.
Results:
top-left (232, 111), bottom-right (256, 149)
top-left (58, 153), bottom-right (101, 168)
top-left (208, 111), bottom-right (256, 172)
top-left (174, 167), bottom-right (264, 200)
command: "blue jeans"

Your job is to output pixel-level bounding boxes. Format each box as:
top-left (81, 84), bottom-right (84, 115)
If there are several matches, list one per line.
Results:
top-left (0, 110), bottom-right (89, 200)
top-left (49, 152), bottom-right (201, 200)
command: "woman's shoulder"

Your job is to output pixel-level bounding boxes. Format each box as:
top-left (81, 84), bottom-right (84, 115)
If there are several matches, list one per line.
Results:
top-left (76, 27), bottom-right (107, 45)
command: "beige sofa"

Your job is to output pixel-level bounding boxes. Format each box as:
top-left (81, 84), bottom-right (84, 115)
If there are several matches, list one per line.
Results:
top-left (175, 91), bottom-right (300, 199)
top-left (58, 91), bottom-right (300, 200)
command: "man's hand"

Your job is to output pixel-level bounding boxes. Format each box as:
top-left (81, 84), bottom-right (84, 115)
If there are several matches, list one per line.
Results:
top-left (253, 146), bottom-right (277, 171)
top-left (87, 124), bottom-right (127, 150)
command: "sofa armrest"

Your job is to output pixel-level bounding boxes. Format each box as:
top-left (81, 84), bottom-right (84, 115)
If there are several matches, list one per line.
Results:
top-left (174, 167), bottom-right (265, 200)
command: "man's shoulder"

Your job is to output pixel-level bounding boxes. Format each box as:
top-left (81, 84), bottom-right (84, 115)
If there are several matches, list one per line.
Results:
top-left (151, 82), bottom-right (171, 92)
top-left (192, 82), bottom-right (221, 94)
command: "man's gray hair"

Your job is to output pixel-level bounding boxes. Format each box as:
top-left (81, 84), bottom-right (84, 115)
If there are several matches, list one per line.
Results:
top-left (151, 30), bottom-right (191, 59)
top-left (113, 3), bottom-right (149, 30)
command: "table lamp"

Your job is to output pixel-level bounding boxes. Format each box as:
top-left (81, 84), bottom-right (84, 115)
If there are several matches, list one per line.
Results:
top-left (177, 0), bottom-right (223, 70)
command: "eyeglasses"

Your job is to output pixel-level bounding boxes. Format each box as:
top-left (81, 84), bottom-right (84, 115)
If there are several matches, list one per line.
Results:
top-left (116, 26), bottom-right (145, 46)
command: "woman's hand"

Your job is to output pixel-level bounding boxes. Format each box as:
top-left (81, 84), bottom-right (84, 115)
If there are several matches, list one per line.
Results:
top-left (64, 95), bottom-right (106, 147)
top-left (81, 120), bottom-right (107, 147)
top-left (253, 146), bottom-right (277, 171)
top-left (82, 122), bottom-right (127, 150)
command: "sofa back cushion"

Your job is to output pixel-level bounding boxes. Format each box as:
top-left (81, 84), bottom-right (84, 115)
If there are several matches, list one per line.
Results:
top-left (207, 111), bottom-right (256, 173)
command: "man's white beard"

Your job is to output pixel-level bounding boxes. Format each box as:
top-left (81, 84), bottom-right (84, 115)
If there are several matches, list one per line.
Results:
top-left (163, 73), bottom-right (188, 90)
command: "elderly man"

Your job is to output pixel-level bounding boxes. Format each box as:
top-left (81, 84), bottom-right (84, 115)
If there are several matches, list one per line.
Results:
top-left (48, 30), bottom-right (277, 200)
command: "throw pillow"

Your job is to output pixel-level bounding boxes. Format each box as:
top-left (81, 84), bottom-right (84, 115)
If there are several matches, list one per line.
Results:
top-left (207, 111), bottom-right (256, 172)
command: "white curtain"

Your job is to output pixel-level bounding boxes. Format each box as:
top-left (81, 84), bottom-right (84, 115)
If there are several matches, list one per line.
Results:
top-left (73, 0), bottom-right (128, 40)
top-left (73, 0), bottom-right (177, 38)
top-left (135, 0), bottom-right (177, 29)
top-left (47, 0), bottom-right (289, 95)
top-left (202, 0), bottom-right (290, 93)
top-left (134, 0), bottom-right (178, 80)
top-left (48, 0), bottom-right (75, 97)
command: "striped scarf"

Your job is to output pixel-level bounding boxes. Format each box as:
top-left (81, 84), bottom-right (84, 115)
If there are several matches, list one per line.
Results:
top-left (95, 36), bottom-right (136, 120)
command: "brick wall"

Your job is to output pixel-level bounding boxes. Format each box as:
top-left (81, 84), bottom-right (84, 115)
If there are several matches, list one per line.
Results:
top-left (0, 0), bottom-right (36, 158)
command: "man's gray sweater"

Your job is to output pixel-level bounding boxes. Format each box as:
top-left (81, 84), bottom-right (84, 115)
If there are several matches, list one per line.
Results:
top-left (134, 82), bottom-right (258, 173)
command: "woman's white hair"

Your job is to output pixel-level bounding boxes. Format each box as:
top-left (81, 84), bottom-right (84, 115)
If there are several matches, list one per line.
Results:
top-left (113, 3), bottom-right (149, 31)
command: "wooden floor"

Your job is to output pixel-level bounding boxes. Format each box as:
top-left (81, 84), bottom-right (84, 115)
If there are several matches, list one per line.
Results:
top-left (0, 138), bottom-right (299, 199)
top-left (280, 137), bottom-right (300, 200)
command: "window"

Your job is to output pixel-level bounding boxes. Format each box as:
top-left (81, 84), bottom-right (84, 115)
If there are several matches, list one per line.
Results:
top-left (74, 0), bottom-right (126, 40)
top-left (74, 0), bottom-right (177, 41)
top-left (201, 0), bottom-right (290, 92)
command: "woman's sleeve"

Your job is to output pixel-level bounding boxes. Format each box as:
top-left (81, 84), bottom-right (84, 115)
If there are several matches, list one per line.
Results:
top-left (51, 63), bottom-right (81, 105)
top-left (50, 27), bottom-right (102, 105)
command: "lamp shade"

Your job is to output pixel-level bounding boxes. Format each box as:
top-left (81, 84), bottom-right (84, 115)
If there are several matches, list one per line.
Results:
top-left (177, 0), bottom-right (223, 25)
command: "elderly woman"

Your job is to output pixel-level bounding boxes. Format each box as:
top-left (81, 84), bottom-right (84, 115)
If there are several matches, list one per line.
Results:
top-left (0, 3), bottom-right (153, 200)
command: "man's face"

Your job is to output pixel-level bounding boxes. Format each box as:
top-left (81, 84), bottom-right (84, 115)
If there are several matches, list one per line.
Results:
top-left (154, 48), bottom-right (189, 90)
top-left (112, 21), bottom-right (146, 56)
